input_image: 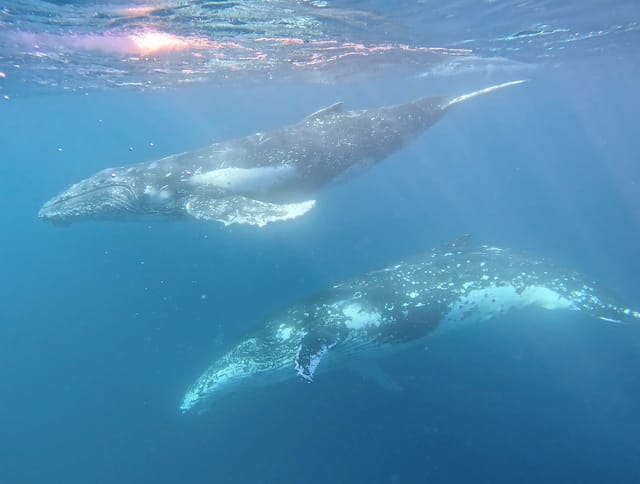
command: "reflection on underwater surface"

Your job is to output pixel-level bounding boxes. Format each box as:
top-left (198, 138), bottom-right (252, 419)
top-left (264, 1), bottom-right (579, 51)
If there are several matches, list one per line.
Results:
top-left (0, 0), bottom-right (638, 95)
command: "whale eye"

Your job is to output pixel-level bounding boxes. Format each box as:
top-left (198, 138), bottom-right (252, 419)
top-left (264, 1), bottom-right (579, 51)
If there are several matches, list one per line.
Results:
top-left (111, 173), bottom-right (117, 178)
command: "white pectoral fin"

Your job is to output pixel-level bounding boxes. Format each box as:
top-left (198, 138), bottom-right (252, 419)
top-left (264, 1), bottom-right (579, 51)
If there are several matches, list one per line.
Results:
top-left (352, 360), bottom-right (403, 392)
top-left (294, 328), bottom-right (341, 382)
top-left (184, 195), bottom-right (316, 227)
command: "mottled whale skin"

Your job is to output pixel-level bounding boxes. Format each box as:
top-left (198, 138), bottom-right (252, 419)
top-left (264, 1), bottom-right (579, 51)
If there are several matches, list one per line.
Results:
top-left (180, 239), bottom-right (639, 414)
top-left (39, 81), bottom-right (524, 227)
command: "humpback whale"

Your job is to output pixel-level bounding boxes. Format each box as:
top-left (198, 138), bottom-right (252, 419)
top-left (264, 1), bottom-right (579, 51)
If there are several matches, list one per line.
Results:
top-left (39, 81), bottom-right (524, 227)
top-left (180, 239), bottom-right (639, 414)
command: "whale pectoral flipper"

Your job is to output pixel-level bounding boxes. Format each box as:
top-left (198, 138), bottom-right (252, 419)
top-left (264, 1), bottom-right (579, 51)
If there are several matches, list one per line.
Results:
top-left (184, 195), bottom-right (316, 227)
top-left (294, 328), bottom-right (341, 382)
top-left (303, 102), bottom-right (343, 122)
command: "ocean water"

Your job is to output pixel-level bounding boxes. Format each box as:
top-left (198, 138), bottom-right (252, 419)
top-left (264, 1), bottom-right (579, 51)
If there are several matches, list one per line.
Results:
top-left (1, 1), bottom-right (640, 483)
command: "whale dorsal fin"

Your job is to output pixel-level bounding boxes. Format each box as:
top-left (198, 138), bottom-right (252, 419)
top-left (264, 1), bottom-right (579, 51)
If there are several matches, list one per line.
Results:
top-left (303, 102), bottom-right (343, 122)
top-left (184, 194), bottom-right (315, 227)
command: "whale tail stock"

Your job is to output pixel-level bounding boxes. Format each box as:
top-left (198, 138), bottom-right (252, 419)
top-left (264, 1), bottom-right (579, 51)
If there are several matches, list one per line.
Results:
top-left (446, 79), bottom-right (527, 108)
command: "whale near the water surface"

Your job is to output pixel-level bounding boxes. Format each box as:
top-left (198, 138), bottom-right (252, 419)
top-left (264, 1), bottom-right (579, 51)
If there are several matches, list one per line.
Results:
top-left (180, 239), bottom-right (640, 415)
top-left (39, 81), bottom-right (525, 227)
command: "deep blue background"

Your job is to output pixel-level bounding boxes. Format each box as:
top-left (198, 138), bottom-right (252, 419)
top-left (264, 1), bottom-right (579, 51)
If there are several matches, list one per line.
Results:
top-left (1, 57), bottom-right (640, 483)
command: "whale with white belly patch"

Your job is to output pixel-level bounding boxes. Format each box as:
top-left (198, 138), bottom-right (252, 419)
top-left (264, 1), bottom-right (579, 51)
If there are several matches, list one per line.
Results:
top-left (180, 238), bottom-right (640, 414)
top-left (39, 81), bottom-right (525, 227)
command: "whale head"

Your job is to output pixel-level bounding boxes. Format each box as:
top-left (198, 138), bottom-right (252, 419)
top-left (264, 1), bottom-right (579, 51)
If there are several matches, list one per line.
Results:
top-left (180, 326), bottom-right (303, 414)
top-left (179, 353), bottom-right (266, 415)
top-left (39, 167), bottom-right (140, 224)
top-left (39, 166), bottom-right (179, 224)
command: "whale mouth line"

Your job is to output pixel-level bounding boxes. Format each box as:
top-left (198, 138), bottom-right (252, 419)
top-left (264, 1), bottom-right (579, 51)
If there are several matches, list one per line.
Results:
top-left (39, 183), bottom-right (139, 221)
top-left (46, 183), bottom-right (136, 207)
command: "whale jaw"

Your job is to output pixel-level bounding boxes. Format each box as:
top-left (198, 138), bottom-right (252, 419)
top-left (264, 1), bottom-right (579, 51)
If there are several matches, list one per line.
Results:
top-left (39, 184), bottom-right (138, 224)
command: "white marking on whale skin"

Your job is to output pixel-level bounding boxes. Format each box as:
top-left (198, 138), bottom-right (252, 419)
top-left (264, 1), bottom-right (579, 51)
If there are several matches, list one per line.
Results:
top-left (190, 166), bottom-right (295, 193)
top-left (441, 284), bottom-right (577, 333)
top-left (341, 303), bottom-right (382, 330)
top-left (521, 286), bottom-right (576, 310)
top-left (276, 325), bottom-right (293, 341)
top-left (144, 185), bottom-right (173, 202)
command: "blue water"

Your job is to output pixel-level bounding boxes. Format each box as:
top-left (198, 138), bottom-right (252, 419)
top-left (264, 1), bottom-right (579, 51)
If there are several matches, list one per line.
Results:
top-left (2, 8), bottom-right (640, 483)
